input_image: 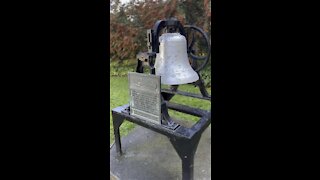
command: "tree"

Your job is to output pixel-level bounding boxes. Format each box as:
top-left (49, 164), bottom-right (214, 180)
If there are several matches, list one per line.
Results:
top-left (110, 0), bottom-right (211, 61)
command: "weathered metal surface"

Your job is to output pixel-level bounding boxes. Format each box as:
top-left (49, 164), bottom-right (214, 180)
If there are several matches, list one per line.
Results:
top-left (128, 72), bottom-right (161, 124)
top-left (154, 33), bottom-right (199, 85)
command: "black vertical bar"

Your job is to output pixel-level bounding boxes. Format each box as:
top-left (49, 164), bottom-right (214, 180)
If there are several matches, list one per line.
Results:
top-left (169, 134), bottom-right (202, 180)
top-left (112, 112), bottom-right (125, 155)
top-left (181, 154), bottom-right (195, 180)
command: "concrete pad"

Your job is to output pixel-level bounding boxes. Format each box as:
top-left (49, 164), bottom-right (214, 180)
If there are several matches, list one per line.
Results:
top-left (110, 122), bottom-right (211, 180)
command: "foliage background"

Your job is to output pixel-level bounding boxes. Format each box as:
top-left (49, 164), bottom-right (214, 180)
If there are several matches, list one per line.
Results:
top-left (110, 0), bottom-right (212, 86)
top-left (110, 0), bottom-right (211, 60)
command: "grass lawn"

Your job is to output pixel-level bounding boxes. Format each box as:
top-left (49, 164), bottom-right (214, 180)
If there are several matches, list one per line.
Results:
top-left (110, 76), bottom-right (211, 144)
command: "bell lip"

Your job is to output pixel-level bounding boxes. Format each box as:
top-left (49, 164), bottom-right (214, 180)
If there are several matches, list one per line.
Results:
top-left (160, 74), bottom-right (199, 85)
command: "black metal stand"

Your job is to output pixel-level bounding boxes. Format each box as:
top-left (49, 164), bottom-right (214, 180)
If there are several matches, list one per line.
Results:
top-left (112, 101), bottom-right (211, 180)
top-left (121, 16), bottom-right (212, 180)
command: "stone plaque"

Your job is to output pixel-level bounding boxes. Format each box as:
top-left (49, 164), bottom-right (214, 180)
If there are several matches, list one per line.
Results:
top-left (128, 72), bottom-right (161, 124)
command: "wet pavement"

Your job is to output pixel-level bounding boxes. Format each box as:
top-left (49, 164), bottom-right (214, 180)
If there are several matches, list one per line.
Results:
top-left (110, 121), bottom-right (211, 180)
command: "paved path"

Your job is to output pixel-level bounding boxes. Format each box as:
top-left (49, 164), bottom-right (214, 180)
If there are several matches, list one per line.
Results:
top-left (110, 121), bottom-right (211, 180)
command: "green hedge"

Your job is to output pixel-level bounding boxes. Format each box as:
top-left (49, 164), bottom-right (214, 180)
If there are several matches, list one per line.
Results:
top-left (110, 59), bottom-right (136, 77)
top-left (199, 61), bottom-right (211, 88)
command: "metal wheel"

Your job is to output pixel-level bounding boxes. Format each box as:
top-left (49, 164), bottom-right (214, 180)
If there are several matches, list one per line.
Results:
top-left (184, 25), bottom-right (211, 72)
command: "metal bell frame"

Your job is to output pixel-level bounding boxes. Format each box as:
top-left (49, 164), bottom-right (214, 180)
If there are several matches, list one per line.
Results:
top-left (112, 17), bottom-right (212, 180)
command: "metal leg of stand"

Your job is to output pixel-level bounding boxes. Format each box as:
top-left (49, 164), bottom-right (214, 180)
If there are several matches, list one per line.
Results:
top-left (112, 112), bottom-right (125, 156)
top-left (169, 134), bottom-right (202, 180)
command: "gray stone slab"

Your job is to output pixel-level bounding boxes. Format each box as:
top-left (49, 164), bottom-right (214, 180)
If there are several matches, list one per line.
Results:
top-left (110, 122), bottom-right (211, 180)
